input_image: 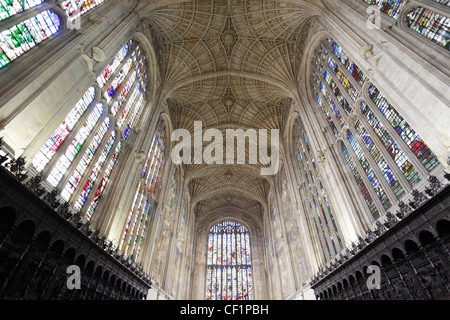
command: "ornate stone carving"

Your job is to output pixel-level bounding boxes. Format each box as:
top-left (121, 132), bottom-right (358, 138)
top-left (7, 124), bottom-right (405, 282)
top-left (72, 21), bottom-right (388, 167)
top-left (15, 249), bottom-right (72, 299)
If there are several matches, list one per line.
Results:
top-left (5, 156), bottom-right (28, 181)
top-left (26, 175), bottom-right (45, 197)
top-left (409, 189), bottom-right (427, 209)
top-left (396, 201), bottom-right (410, 219)
top-left (384, 211), bottom-right (398, 229)
top-left (43, 189), bottom-right (61, 209)
top-left (81, 54), bottom-right (94, 72)
top-left (425, 176), bottom-right (443, 196)
top-left (365, 229), bottom-right (377, 243)
top-left (57, 202), bottom-right (72, 219)
top-left (374, 221), bottom-right (386, 236)
top-left (92, 47), bottom-right (106, 62)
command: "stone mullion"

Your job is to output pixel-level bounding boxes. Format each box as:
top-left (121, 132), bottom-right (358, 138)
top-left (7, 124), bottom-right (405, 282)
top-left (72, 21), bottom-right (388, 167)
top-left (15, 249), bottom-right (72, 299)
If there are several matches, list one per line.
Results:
top-left (342, 137), bottom-right (387, 216)
top-left (296, 154), bottom-right (328, 266)
top-left (313, 188), bottom-right (338, 260)
top-left (323, 40), bottom-right (365, 93)
top-left (117, 80), bottom-right (143, 133)
top-left (332, 142), bottom-right (375, 229)
top-left (316, 87), bottom-right (346, 132)
top-left (55, 112), bottom-right (109, 193)
top-left (109, 61), bottom-right (141, 119)
top-left (183, 213), bottom-right (195, 299)
top-left (309, 79), bottom-right (341, 143)
top-left (268, 191), bottom-right (288, 298)
top-left (319, 77), bottom-right (350, 123)
top-left (311, 167), bottom-right (342, 257)
top-left (302, 93), bottom-right (371, 243)
top-left (124, 181), bottom-right (148, 258)
top-left (355, 105), bottom-right (413, 193)
top-left (303, 140), bottom-right (339, 260)
top-left (301, 142), bottom-right (334, 263)
top-left (124, 110), bottom-right (168, 274)
top-left (312, 62), bottom-right (347, 131)
top-left (135, 194), bottom-right (155, 264)
top-left (134, 152), bottom-right (159, 263)
top-left (305, 183), bottom-right (331, 265)
top-left (139, 145), bottom-right (172, 272)
top-left (99, 46), bottom-right (136, 95)
top-left (81, 137), bottom-right (121, 217)
top-left (306, 198), bottom-right (328, 268)
top-left (89, 136), bottom-right (133, 234)
top-left (178, 220), bottom-right (189, 299)
top-left (39, 94), bottom-right (101, 179)
top-left (68, 123), bottom-right (116, 205)
top-left (347, 124), bottom-right (399, 207)
top-left (323, 63), bottom-right (360, 106)
top-left (361, 85), bottom-right (429, 178)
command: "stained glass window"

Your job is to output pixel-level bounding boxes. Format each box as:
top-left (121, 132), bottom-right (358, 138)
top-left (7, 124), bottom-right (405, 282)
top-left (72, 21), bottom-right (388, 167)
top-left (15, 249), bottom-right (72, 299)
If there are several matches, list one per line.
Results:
top-left (28, 37), bottom-right (149, 223)
top-left (347, 130), bottom-right (392, 209)
top-left (85, 141), bottom-right (121, 220)
top-left (341, 142), bottom-right (380, 219)
top-left (0, 10), bottom-right (61, 68)
top-left (361, 0), bottom-right (406, 19)
top-left (368, 85), bottom-right (439, 171)
top-left (406, 7), bottom-right (450, 50)
top-left (431, 0), bottom-right (450, 6)
top-left (313, 84), bottom-right (339, 137)
top-left (47, 102), bottom-right (103, 187)
top-left (117, 82), bottom-right (140, 128)
top-left (353, 117), bottom-right (405, 199)
top-left (60, 116), bottom-right (110, 201)
top-left (73, 129), bottom-right (116, 209)
top-left (311, 37), bottom-right (440, 219)
top-left (111, 70), bottom-right (137, 116)
top-left (61, 0), bottom-right (104, 21)
top-left (0, 0), bottom-right (44, 21)
top-left (360, 101), bottom-right (422, 186)
top-left (32, 86), bottom-right (96, 172)
top-left (97, 41), bottom-right (130, 88)
top-left (120, 118), bottom-right (167, 261)
top-left (329, 39), bottom-right (369, 86)
top-left (206, 221), bottom-right (253, 300)
top-left (104, 56), bottom-right (133, 103)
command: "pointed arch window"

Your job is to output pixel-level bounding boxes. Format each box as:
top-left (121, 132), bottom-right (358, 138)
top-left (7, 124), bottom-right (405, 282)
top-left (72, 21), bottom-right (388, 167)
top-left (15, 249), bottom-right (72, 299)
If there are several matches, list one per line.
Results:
top-left (206, 221), bottom-right (253, 300)
top-left (310, 37), bottom-right (441, 219)
top-left (120, 118), bottom-right (167, 262)
top-left (30, 38), bottom-right (150, 220)
top-left (406, 6), bottom-right (449, 50)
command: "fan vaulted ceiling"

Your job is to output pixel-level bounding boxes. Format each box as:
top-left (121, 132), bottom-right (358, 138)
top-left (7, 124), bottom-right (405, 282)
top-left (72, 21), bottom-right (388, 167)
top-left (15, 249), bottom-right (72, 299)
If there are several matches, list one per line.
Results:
top-left (138, 0), bottom-right (320, 221)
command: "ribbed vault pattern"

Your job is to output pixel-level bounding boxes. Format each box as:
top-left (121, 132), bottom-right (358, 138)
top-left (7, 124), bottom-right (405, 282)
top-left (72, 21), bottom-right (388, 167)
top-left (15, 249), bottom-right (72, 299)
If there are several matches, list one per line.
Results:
top-left (140, 0), bottom-right (318, 222)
